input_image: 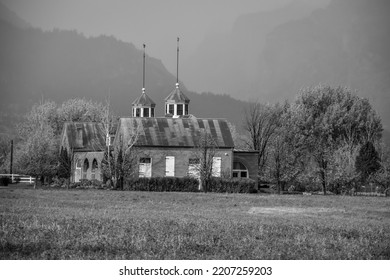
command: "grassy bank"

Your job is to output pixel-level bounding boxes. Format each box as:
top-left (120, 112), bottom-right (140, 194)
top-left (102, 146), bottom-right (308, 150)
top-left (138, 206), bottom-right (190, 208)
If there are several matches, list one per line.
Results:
top-left (0, 186), bottom-right (389, 259)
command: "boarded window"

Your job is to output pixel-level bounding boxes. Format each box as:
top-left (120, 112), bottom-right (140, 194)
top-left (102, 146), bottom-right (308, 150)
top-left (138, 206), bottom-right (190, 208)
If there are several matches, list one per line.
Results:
top-left (139, 157), bottom-right (152, 178)
top-left (165, 156), bottom-right (175, 177)
top-left (212, 157), bottom-right (221, 177)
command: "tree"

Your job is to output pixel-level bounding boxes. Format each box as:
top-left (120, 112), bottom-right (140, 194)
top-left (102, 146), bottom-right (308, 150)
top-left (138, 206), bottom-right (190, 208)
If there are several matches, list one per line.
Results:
top-left (16, 124), bottom-right (58, 187)
top-left (264, 103), bottom-right (306, 193)
top-left (0, 135), bottom-right (11, 173)
top-left (292, 85), bottom-right (382, 194)
top-left (191, 130), bottom-right (218, 192)
top-left (102, 120), bottom-right (140, 189)
top-left (355, 141), bottom-right (381, 183)
top-left (243, 102), bottom-right (280, 177)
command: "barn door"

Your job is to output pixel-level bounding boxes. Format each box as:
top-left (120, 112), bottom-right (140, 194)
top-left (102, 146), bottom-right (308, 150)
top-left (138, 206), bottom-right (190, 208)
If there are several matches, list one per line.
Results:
top-left (165, 156), bottom-right (175, 177)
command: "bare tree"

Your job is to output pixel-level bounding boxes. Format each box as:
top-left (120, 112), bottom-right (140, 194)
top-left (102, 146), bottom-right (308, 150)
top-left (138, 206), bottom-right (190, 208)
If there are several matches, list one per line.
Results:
top-left (102, 120), bottom-right (141, 189)
top-left (243, 102), bottom-right (281, 177)
top-left (191, 130), bottom-right (218, 192)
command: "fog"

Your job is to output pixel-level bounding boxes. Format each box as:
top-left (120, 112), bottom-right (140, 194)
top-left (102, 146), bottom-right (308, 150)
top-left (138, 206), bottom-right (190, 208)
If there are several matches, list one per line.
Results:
top-left (1, 0), bottom-right (293, 74)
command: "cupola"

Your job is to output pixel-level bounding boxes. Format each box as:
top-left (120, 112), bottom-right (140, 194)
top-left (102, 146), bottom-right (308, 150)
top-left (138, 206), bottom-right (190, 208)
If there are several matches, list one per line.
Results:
top-left (132, 44), bottom-right (156, 117)
top-left (165, 37), bottom-right (190, 118)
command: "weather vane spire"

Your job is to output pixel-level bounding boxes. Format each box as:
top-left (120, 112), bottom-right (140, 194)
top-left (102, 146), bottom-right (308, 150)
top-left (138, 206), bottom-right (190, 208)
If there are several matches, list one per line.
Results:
top-left (142, 43), bottom-right (146, 94)
top-left (176, 37), bottom-right (179, 88)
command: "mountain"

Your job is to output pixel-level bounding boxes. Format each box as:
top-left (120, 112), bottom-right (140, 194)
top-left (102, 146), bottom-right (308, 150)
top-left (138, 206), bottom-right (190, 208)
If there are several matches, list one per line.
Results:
top-left (182, 0), bottom-right (330, 96)
top-left (0, 2), bottom-right (30, 29)
top-left (0, 15), bottom-right (249, 136)
top-left (257, 0), bottom-right (390, 130)
top-left (183, 0), bottom-right (390, 134)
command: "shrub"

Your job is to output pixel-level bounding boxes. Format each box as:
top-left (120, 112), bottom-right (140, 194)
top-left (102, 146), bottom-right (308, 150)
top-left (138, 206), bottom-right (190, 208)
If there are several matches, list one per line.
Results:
top-left (208, 178), bottom-right (256, 193)
top-left (0, 176), bottom-right (10, 186)
top-left (123, 177), bottom-right (256, 193)
top-left (124, 177), bottom-right (199, 192)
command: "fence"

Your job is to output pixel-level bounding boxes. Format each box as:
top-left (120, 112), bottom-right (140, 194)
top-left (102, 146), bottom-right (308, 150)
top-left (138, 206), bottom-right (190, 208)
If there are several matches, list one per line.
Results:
top-left (0, 174), bottom-right (35, 184)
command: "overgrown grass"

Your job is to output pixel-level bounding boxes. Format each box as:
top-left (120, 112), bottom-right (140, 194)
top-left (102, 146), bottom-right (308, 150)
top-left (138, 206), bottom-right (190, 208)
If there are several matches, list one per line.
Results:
top-left (0, 185), bottom-right (389, 259)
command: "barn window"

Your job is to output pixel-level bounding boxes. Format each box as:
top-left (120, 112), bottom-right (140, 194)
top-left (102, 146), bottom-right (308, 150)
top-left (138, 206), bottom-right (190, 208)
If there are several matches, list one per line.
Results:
top-left (91, 159), bottom-right (98, 180)
top-left (143, 107), bottom-right (149, 117)
top-left (233, 161), bottom-right (249, 178)
top-left (151, 108), bottom-right (155, 117)
top-left (185, 104), bottom-right (189, 115)
top-left (135, 108), bottom-right (140, 117)
top-left (177, 104), bottom-right (183, 115)
top-left (83, 158), bottom-right (89, 179)
top-left (139, 157), bottom-right (152, 178)
top-left (168, 104), bottom-right (174, 115)
top-left (188, 158), bottom-right (200, 178)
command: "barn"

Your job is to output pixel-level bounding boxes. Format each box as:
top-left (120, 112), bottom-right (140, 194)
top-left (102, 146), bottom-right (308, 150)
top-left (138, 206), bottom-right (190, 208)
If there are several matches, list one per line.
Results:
top-left (59, 122), bottom-right (107, 182)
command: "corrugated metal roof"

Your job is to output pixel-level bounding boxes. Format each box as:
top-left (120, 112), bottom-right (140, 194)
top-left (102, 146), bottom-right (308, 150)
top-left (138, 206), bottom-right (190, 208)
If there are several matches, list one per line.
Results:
top-left (164, 86), bottom-right (190, 103)
top-left (118, 117), bottom-right (234, 148)
top-left (132, 92), bottom-right (156, 106)
top-left (62, 122), bottom-right (106, 151)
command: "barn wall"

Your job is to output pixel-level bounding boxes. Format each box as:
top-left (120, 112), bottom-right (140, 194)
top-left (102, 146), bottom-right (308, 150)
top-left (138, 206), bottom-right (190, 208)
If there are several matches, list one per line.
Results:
top-left (233, 151), bottom-right (259, 186)
top-left (136, 147), bottom-right (233, 178)
top-left (73, 151), bottom-right (105, 182)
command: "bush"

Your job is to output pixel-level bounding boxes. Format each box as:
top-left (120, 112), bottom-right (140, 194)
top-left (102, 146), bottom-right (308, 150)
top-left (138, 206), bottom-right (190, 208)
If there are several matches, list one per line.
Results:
top-left (208, 178), bottom-right (256, 193)
top-left (123, 177), bottom-right (256, 193)
top-left (0, 176), bottom-right (10, 186)
top-left (124, 177), bottom-right (199, 192)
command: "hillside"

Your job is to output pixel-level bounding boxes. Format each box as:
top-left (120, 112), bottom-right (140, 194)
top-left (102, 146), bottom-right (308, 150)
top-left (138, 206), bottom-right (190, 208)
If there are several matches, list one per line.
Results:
top-left (0, 19), bottom-right (248, 135)
top-left (183, 0), bottom-right (390, 134)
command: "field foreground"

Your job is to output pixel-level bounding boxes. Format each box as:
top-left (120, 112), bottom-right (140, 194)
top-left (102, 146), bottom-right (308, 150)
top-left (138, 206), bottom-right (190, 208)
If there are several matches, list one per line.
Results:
top-left (1, 186), bottom-right (389, 259)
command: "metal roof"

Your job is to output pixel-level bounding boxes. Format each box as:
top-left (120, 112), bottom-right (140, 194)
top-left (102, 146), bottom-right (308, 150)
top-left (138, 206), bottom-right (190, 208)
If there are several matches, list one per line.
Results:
top-left (117, 117), bottom-right (234, 148)
top-left (164, 85), bottom-right (190, 103)
top-left (132, 92), bottom-right (156, 106)
top-left (61, 122), bottom-right (106, 151)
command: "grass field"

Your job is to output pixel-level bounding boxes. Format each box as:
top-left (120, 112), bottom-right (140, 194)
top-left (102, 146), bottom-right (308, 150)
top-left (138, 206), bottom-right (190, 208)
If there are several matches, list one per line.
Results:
top-left (1, 185), bottom-right (389, 259)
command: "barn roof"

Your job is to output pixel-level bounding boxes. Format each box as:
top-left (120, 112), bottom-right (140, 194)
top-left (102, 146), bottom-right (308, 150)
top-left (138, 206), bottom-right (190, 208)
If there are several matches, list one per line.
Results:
top-left (117, 117), bottom-right (234, 148)
top-left (165, 85), bottom-right (190, 103)
top-left (61, 122), bottom-right (106, 151)
top-left (132, 92), bottom-right (156, 106)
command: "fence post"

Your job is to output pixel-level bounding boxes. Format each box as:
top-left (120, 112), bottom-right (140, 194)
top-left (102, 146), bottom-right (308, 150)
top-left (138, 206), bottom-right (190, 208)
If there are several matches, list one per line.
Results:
top-left (11, 174), bottom-right (14, 183)
top-left (30, 176), bottom-right (32, 184)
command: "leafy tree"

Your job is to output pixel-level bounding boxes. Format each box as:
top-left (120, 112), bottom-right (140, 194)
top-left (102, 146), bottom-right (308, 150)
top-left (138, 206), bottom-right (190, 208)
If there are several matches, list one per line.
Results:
top-left (16, 124), bottom-right (58, 187)
top-left (0, 134), bottom-right (11, 173)
top-left (264, 103), bottom-right (306, 193)
top-left (292, 85), bottom-right (382, 194)
top-left (355, 141), bottom-right (381, 183)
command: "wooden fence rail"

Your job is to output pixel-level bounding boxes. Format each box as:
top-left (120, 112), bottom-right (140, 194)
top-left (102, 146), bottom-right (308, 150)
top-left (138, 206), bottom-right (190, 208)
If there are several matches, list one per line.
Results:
top-left (0, 174), bottom-right (35, 184)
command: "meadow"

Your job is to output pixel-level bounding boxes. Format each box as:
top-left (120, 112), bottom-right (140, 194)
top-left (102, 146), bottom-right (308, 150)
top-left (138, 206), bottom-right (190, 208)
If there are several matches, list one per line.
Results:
top-left (0, 185), bottom-right (389, 259)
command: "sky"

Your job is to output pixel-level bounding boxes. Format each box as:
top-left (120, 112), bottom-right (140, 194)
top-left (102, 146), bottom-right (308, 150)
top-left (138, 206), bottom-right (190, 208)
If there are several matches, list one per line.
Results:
top-left (1, 0), bottom-right (291, 74)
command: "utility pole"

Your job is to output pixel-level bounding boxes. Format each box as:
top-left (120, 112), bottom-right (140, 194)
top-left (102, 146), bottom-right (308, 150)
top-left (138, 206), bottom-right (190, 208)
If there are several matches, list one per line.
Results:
top-left (10, 139), bottom-right (13, 182)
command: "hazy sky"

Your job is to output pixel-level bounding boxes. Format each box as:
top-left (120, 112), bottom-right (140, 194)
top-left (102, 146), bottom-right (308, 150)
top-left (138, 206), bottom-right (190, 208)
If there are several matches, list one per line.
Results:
top-left (1, 0), bottom-right (291, 74)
